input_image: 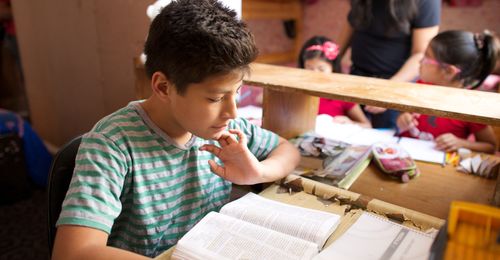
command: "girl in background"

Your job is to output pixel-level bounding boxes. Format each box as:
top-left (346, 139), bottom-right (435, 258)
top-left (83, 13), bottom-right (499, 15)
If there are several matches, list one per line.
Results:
top-left (299, 36), bottom-right (371, 128)
top-left (397, 30), bottom-right (498, 154)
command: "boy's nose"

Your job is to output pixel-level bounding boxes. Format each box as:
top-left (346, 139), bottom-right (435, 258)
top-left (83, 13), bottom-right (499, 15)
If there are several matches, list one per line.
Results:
top-left (222, 97), bottom-right (238, 119)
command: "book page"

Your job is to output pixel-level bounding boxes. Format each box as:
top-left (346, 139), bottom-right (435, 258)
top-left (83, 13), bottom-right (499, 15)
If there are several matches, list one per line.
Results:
top-left (315, 212), bottom-right (436, 260)
top-left (220, 193), bottom-right (341, 249)
top-left (397, 137), bottom-right (445, 164)
top-left (172, 212), bottom-right (318, 260)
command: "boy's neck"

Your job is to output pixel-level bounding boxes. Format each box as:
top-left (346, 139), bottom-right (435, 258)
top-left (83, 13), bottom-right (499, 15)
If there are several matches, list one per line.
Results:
top-left (140, 98), bottom-right (193, 146)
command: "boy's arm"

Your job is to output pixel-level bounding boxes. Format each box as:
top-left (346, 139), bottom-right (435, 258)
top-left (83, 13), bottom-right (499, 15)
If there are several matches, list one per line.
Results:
top-left (200, 129), bottom-right (300, 185)
top-left (258, 136), bottom-right (301, 182)
top-left (52, 226), bottom-right (150, 260)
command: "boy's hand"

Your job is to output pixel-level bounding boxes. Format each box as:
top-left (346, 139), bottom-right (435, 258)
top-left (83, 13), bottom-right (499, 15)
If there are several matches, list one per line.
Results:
top-left (199, 129), bottom-right (263, 185)
top-left (397, 113), bottom-right (419, 133)
top-left (364, 105), bottom-right (387, 114)
top-left (435, 133), bottom-right (464, 152)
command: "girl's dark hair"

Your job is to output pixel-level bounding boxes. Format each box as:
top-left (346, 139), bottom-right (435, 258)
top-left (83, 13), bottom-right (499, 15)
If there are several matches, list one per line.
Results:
top-left (350, 0), bottom-right (418, 35)
top-left (144, 0), bottom-right (258, 94)
top-left (430, 30), bottom-right (499, 88)
top-left (298, 36), bottom-right (336, 72)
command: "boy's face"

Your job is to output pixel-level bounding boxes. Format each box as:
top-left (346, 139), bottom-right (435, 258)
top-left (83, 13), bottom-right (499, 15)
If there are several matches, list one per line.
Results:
top-left (304, 57), bottom-right (333, 74)
top-left (168, 71), bottom-right (242, 140)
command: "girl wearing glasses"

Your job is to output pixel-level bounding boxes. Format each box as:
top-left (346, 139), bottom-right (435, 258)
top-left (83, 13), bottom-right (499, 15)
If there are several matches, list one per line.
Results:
top-left (396, 30), bottom-right (498, 154)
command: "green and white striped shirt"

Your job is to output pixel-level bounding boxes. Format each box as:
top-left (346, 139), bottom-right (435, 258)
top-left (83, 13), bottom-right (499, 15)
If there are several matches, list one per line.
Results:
top-left (56, 101), bottom-right (279, 257)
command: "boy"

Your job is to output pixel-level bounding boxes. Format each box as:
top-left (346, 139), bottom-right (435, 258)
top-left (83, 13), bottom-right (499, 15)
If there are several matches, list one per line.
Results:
top-left (51, 0), bottom-right (300, 259)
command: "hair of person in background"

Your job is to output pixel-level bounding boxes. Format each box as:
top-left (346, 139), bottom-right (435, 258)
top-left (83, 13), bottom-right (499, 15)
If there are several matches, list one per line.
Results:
top-left (429, 30), bottom-right (499, 89)
top-left (349, 0), bottom-right (418, 35)
top-left (143, 0), bottom-right (257, 95)
top-left (298, 36), bottom-right (339, 72)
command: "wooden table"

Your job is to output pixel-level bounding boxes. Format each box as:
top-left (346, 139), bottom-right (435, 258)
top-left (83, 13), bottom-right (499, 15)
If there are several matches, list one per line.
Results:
top-left (350, 162), bottom-right (497, 219)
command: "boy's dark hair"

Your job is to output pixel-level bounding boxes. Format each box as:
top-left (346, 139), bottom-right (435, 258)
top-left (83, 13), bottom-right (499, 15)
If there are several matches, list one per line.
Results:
top-left (430, 30), bottom-right (499, 88)
top-left (350, 0), bottom-right (418, 35)
top-left (298, 36), bottom-right (337, 72)
top-left (144, 0), bottom-right (258, 94)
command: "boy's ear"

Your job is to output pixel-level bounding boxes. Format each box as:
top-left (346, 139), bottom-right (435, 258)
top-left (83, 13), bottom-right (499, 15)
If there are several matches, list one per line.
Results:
top-left (151, 72), bottom-right (174, 100)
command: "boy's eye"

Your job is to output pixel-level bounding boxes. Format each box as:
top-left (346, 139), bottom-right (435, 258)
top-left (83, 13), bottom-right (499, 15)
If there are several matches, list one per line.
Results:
top-left (208, 97), bottom-right (224, 102)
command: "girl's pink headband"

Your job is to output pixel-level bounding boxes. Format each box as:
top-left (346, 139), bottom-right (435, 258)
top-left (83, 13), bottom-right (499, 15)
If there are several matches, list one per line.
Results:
top-left (305, 41), bottom-right (339, 60)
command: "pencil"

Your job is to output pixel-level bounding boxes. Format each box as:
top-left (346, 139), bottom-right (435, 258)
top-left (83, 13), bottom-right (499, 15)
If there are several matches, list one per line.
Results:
top-left (442, 152), bottom-right (447, 167)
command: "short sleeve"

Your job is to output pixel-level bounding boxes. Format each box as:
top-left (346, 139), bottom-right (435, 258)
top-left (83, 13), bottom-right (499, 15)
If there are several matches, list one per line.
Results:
top-left (229, 117), bottom-right (280, 161)
top-left (56, 132), bottom-right (128, 234)
top-left (342, 101), bottom-right (356, 112)
top-left (413, 0), bottom-right (441, 28)
top-left (467, 122), bottom-right (487, 135)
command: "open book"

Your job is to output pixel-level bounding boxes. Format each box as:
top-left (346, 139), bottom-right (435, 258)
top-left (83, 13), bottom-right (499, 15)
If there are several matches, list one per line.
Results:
top-left (316, 212), bottom-right (436, 260)
top-left (171, 193), bottom-right (341, 260)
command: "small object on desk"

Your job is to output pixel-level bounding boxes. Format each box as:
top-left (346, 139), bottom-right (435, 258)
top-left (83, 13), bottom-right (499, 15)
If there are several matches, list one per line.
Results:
top-left (457, 148), bottom-right (471, 161)
top-left (372, 143), bottom-right (419, 183)
top-left (291, 133), bottom-right (372, 189)
top-left (429, 201), bottom-right (500, 260)
top-left (445, 152), bottom-right (459, 167)
top-left (457, 154), bottom-right (500, 179)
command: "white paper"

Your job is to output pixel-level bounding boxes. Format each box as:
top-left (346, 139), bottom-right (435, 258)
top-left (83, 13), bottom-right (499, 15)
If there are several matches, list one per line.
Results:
top-left (315, 114), bottom-right (396, 146)
top-left (220, 193), bottom-right (341, 248)
top-left (315, 212), bottom-right (436, 260)
top-left (172, 212), bottom-right (318, 260)
top-left (397, 137), bottom-right (445, 164)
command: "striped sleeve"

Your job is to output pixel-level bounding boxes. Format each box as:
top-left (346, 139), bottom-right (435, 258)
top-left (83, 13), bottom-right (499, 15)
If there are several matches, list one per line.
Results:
top-left (56, 132), bottom-right (128, 234)
top-left (230, 117), bottom-right (279, 160)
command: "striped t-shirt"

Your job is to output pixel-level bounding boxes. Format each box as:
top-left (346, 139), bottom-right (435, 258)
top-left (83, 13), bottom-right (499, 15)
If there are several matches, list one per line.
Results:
top-left (56, 101), bottom-right (279, 257)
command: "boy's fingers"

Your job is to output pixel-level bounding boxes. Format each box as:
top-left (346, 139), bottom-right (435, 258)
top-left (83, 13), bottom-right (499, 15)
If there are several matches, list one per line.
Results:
top-left (228, 129), bottom-right (247, 144)
top-left (218, 133), bottom-right (231, 147)
top-left (199, 144), bottom-right (222, 157)
top-left (208, 160), bottom-right (226, 179)
top-left (222, 132), bottom-right (238, 144)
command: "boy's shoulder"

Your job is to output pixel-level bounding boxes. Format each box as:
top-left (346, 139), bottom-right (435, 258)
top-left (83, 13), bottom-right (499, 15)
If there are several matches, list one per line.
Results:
top-left (89, 102), bottom-right (143, 137)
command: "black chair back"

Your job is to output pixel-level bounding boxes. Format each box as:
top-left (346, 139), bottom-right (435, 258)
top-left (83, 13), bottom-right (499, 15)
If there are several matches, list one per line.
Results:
top-left (47, 136), bottom-right (82, 256)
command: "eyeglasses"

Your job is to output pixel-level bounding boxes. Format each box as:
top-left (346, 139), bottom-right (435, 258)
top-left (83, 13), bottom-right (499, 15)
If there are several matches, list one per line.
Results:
top-left (420, 57), bottom-right (441, 66)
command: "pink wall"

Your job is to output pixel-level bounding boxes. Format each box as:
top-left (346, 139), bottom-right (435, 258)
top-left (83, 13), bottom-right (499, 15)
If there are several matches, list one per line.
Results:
top-left (250, 0), bottom-right (500, 59)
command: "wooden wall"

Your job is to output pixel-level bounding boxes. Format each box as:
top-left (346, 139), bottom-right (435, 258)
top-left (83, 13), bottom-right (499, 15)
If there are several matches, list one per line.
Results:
top-left (12, 0), bottom-right (153, 146)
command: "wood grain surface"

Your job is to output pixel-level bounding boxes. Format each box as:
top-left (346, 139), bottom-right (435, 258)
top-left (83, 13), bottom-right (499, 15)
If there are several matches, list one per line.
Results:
top-left (245, 63), bottom-right (500, 127)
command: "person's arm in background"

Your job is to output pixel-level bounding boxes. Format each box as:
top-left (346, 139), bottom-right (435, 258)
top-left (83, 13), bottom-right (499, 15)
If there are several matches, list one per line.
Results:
top-left (435, 126), bottom-right (497, 154)
top-left (345, 104), bottom-right (372, 128)
top-left (390, 26), bottom-right (439, 82)
top-left (335, 22), bottom-right (354, 72)
top-left (366, 27), bottom-right (439, 114)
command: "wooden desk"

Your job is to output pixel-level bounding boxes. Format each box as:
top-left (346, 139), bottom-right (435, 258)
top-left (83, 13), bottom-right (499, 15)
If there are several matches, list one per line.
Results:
top-left (350, 162), bottom-right (496, 219)
top-left (243, 62), bottom-right (500, 220)
top-left (155, 183), bottom-right (443, 260)
top-left (245, 63), bottom-right (500, 139)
